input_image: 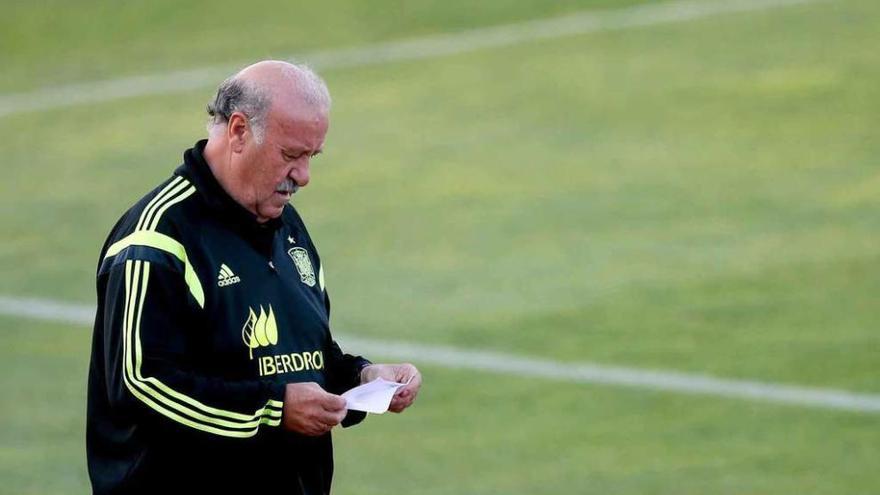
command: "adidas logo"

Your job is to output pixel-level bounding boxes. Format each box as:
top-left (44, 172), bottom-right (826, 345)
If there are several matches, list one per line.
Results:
top-left (217, 263), bottom-right (241, 287)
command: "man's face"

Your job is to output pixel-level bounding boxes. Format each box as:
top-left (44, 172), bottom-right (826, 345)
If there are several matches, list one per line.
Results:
top-left (234, 100), bottom-right (329, 222)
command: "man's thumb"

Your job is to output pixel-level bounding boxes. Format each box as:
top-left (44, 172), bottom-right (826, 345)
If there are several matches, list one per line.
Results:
top-left (323, 393), bottom-right (346, 411)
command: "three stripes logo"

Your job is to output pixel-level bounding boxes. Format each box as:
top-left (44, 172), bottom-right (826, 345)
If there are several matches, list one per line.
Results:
top-left (242, 305), bottom-right (278, 360)
top-left (217, 263), bottom-right (241, 287)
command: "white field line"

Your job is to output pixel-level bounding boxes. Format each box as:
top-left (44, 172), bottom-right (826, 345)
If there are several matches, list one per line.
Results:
top-left (1, 294), bottom-right (878, 414)
top-left (0, 0), bottom-right (828, 118)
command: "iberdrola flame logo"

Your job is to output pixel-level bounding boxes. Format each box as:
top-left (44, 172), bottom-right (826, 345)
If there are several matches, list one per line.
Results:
top-left (241, 305), bottom-right (278, 359)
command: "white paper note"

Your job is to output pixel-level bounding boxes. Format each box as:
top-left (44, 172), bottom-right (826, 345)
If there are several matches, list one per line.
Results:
top-left (342, 377), bottom-right (408, 414)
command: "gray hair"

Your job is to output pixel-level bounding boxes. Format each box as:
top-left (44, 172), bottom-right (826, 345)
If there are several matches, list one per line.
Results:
top-left (206, 76), bottom-right (271, 143)
top-left (206, 62), bottom-right (331, 144)
top-left (279, 62), bottom-right (332, 109)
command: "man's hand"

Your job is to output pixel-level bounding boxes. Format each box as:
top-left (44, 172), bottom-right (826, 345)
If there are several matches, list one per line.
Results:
top-left (360, 363), bottom-right (422, 413)
top-left (282, 382), bottom-right (347, 436)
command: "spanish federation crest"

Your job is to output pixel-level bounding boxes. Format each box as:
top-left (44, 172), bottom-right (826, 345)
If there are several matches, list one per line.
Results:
top-left (287, 247), bottom-right (316, 287)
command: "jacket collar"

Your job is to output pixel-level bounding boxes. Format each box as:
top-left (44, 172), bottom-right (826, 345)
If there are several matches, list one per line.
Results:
top-left (177, 140), bottom-right (283, 253)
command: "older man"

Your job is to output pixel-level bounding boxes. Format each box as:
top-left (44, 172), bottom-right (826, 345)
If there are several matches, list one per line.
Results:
top-left (86, 61), bottom-right (421, 494)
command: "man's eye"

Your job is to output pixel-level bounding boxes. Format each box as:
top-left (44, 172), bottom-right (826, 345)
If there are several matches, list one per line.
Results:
top-left (284, 151), bottom-right (319, 160)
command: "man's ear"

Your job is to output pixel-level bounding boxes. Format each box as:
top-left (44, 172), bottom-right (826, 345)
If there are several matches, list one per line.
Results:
top-left (227, 112), bottom-right (250, 153)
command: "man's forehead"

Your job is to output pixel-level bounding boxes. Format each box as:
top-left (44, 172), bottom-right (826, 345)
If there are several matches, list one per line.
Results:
top-left (270, 103), bottom-right (328, 148)
top-left (271, 87), bottom-right (326, 118)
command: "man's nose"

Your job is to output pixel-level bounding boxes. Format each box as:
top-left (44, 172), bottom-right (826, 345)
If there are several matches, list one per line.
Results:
top-left (290, 161), bottom-right (310, 188)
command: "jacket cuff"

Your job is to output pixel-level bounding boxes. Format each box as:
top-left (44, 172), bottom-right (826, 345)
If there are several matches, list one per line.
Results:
top-left (270, 381), bottom-right (287, 405)
top-left (341, 409), bottom-right (367, 428)
top-left (353, 357), bottom-right (372, 384)
top-left (341, 358), bottom-right (372, 428)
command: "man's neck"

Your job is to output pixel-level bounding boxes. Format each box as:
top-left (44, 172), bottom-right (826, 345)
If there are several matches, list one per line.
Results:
top-left (202, 138), bottom-right (270, 223)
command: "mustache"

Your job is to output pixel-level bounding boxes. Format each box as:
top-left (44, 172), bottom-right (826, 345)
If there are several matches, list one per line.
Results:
top-left (276, 178), bottom-right (300, 194)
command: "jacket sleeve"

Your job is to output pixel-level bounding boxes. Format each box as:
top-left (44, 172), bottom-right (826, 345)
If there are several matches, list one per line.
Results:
top-left (100, 254), bottom-right (286, 439)
top-left (326, 336), bottom-right (370, 427)
top-left (320, 278), bottom-right (371, 427)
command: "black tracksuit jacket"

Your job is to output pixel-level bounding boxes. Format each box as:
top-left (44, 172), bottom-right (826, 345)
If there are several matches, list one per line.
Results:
top-left (86, 140), bottom-right (369, 494)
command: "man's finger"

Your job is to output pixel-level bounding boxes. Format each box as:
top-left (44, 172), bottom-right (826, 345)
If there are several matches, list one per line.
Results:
top-left (321, 393), bottom-right (347, 412)
top-left (397, 383), bottom-right (419, 399)
top-left (333, 409), bottom-right (347, 424)
top-left (401, 373), bottom-right (421, 392)
top-left (396, 366), bottom-right (417, 383)
top-left (389, 395), bottom-right (412, 412)
top-left (317, 409), bottom-right (345, 426)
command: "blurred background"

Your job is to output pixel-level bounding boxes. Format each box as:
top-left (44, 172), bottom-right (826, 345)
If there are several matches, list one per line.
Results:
top-left (1, 0), bottom-right (878, 493)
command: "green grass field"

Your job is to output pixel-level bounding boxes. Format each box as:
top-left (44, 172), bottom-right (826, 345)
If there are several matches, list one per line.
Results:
top-left (2, 0), bottom-right (878, 493)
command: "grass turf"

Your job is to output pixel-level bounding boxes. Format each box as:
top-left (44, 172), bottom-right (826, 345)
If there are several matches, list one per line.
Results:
top-left (1, 0), bottom-right (878, 492)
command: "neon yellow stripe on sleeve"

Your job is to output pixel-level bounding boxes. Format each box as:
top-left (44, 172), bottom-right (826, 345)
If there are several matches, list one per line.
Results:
top-left (120, 260), bottom-right (282, 438)
top-left (106, 230), bottom-right (205, 308)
